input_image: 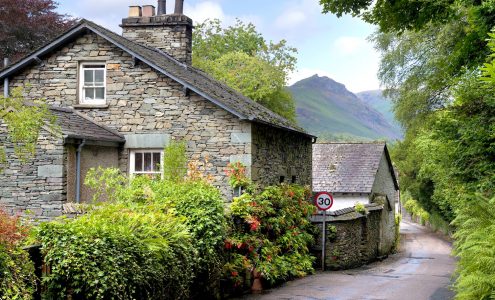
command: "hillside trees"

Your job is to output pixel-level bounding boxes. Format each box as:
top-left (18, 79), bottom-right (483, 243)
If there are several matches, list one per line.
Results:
top-left (0, 0), bottom-right (76, 66)
top-left (192, 19), bottom-right (298, 122)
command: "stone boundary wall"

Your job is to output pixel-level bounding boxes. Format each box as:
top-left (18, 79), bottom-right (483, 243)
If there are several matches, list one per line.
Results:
top-left (311, 204), bottom-right (384, 270)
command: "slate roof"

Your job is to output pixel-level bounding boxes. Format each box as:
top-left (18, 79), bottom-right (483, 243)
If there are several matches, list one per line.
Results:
top-left (50, 107), bottom-right (125, 143)
top-left (0, 19), bottom-right (312, 138)
top-left (312, 143), bottom-right (398, 193)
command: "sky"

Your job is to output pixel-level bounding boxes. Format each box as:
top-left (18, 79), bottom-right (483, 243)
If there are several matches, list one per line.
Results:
top-left (56, 0), bottom-right (381, 93)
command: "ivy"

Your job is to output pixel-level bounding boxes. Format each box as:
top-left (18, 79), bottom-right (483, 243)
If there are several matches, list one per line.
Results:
top-left (0, 87), bottom-right (59, 172)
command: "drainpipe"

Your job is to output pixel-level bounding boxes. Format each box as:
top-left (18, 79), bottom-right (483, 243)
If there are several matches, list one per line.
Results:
top-left (75, 139), bottom-right (86, 203)
top-left (3, 58), bottom-right (9, 98)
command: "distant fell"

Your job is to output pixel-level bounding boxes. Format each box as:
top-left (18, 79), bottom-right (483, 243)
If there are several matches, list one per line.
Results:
top-left (289, 75), bottom-right (402, 141)
top-left (357, 90), bottom-right (402, 134)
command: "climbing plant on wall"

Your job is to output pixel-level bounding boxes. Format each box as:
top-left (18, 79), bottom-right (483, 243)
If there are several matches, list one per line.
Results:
top-left (0, 87), bottom-right (58, 172)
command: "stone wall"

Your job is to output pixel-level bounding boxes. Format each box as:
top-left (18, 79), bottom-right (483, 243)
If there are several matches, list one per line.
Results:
top-left (121, 14), bottom-right (193, 65)
top-left (251, 123), bottom-right (312, 187)
top-left (0, 124), bottom-right (66, 221)
top-left (8, 32), bottom-right (252, 200)
top-left (372, 153), bottom-right (398, 255)
top-left (312, 205), bottom-right (383, 270)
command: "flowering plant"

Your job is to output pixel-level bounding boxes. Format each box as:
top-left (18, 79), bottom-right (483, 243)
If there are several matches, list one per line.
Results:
top-left (223, 184), bottom-right (317, 292)
top-left (225, 162), bottom-right (251, 189)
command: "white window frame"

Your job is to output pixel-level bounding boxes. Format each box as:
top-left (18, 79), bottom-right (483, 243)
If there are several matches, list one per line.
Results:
top-left (79, 62), bottom-right (106, 105)
top-left (129, 149), bottom-right (164, 178)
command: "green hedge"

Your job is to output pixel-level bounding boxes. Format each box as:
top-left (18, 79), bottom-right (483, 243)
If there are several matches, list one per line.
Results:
top-left (37, 169), bottom-right (226, 300)
top-left (37, 203), bottom-right (195, 300)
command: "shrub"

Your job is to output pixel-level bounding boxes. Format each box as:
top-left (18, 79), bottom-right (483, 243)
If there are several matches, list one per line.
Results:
top-left (84, 167), bottom-right (226, 298)
top-left (453, 195), bottom-right (495, 299)
top-left (37, 203), bottom-right (195, 300)
top-left (354, 202), bottom-right (367, 215)
top-left (0, 209), bottom-right (36, 300)
top-left (224, 184), bottom-right (317, 290)
top-left (162, 140), bottom-right (187, 182)
top-left (393, 214), bottom-right (402, 252)
top-left (404, 196), bottom-right (430, 225)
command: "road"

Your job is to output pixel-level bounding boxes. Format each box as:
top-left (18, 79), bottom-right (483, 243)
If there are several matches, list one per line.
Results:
top-left (239, 220), bottom-right (456, 300)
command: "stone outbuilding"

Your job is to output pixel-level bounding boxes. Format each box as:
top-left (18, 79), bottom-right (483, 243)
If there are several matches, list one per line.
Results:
top-left (0, 2), bottom-right (314, 221)
top-left (312, 142), bottom-right (399, 257)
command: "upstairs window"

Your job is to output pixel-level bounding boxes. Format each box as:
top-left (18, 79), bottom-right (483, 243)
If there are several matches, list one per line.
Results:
top-left (80, 63), bottom-right (106, 104)
top-left (129, 150), bottom-right (163, 178)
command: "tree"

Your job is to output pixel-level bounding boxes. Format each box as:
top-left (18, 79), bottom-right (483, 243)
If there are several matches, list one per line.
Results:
top-left (192, 19), bottom-right (298, 123)
top-left (0, 0), bottom-right (76, 66)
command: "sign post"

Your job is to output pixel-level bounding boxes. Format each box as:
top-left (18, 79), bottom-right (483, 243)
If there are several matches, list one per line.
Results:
top-left (314, 191), bottom-right (334, 271)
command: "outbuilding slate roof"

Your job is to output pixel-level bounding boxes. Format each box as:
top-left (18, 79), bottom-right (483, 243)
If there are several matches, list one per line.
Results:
top-left (312, 143), bottom-right (398, 193)
top-left (50, 107), bottom-right (125, 143)
top-left (0, 19), bottom-right (312, 138)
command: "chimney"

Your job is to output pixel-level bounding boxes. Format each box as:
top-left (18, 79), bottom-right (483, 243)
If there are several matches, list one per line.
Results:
top-left (121, 0), bottom-right (192, 65)
top-left (142, 5), bottom-right (156, 17)
top-left (157, 0), bottom-right (166, 15)
top-left (174, 0), bottom-right (184, 14)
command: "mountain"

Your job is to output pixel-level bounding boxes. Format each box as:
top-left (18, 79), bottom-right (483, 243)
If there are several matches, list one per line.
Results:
top-left (356, 90), bottom-right (402, 135)
top-left (289, 75), bottom-right (402, 141)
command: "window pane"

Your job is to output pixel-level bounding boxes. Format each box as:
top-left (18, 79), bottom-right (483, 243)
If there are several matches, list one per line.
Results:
top-left (95, 87), bottom-right (105, 99)
top-left (84, 88), bottom-right (95, 100)
top-left (95, 69), bottom-right (104, 83)
top-left (134, 153), bottom-right (143, 172)
top-left (144, 153), bottom-right (152, 171)
top-left (84, 70), bottom-right (93, 84)
top-left (152, 153), bottom-right (161, 171)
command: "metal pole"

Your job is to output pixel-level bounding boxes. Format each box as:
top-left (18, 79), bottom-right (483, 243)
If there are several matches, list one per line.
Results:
top-left (322, 209), bottom-right (326, 271)
top-left (3, 58), bottom-right (9, 98)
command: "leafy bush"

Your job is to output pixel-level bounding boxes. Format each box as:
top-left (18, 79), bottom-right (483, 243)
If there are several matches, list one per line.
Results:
top-left (84, 164), bottom-right (226, 298)
top-left (404, 194), bottom-right (430, 225)
top-left (37, 203), bottom-right (195, 300)
top-left (162, 140), bottom-right (187, 182)
top-left (224, 184), bottom-right (317, 290)
top-left (393, 214), bottom-right (402, 252)
top-left (0, 209), bottom-right (36, 300)
top-left (453, 195), bottom-right (495, 299)
top-left (354, 202), bottom-right (368, 215)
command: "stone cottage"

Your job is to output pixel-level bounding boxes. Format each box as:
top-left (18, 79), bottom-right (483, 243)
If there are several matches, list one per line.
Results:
top-left (312, 142), bottom-right (399, 256)
top-left (0, 1), bottom-right (314, 221)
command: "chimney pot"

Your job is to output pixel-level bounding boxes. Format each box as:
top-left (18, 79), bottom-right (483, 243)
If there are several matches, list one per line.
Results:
top-left (142, 5), bottom-right (156, 17)
top-left (174, 0), bottom-right (184, 14)
top-left (129, 6), bottom-right (142, 17)
top-left (157, 0), bottom-right (166, 15)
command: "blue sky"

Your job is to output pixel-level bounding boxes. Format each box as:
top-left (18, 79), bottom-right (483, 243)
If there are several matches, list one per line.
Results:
top-left (56, 0), bottom-right (380, 93)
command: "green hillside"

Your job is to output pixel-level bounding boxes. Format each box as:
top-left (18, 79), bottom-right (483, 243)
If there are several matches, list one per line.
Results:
top-left (289, 75), bottom-right (402, 141)
top-left (356, 90), bottom-right (402, 135)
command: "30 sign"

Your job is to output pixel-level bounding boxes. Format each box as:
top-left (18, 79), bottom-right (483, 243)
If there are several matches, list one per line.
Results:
top-left (314, 192), bottom-right (334, 211)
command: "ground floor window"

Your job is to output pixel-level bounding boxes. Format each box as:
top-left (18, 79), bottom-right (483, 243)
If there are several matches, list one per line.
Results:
top-left (129, 150), bottom-right (163, 178)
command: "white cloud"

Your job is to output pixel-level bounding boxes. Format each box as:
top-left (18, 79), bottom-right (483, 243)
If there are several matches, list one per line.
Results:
top-left (275, 11), bottom-right (306, 30)
top-left (273, 0), bottom-right (320, 31)
top-left (334, 37), bottom-right (367, 55)
top-left (184, 1), bottom-right (227, 24)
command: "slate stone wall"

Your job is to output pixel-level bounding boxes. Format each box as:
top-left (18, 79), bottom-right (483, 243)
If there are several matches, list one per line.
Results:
top-left (312, 206), bottom-right (383, 270)
top-left (0, 124), bottom-right (66, 221)
top-left (251, 123), bottom-right (312, 187)
top-left (372, 153), bottom-right (398, 255)
top-left (8, 32), bottom-right (252, 200)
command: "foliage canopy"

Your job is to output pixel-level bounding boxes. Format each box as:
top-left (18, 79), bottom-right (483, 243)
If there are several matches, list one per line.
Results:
top-left (192, 19), bottom-right (298, 122)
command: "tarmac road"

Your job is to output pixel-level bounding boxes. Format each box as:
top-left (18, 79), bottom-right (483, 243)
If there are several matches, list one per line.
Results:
top-left (239, 220), bottom-right (456, 300)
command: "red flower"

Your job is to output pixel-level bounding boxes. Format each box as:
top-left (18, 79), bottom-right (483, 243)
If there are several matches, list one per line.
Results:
top-left (231, 271), bottom-right (239, 277)
top-left (288, 191), bottom-right (295, 197)
top-left (266, 255), bottom-right (272, 262)
top-left (224, 241), bottom-right (232, 250)
top-left (248, 245), bottom-right (255, 253)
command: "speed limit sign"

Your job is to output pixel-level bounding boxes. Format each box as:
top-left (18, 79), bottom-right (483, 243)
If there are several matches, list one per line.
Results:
top-left (314, 192), bottom-right (334, 211)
